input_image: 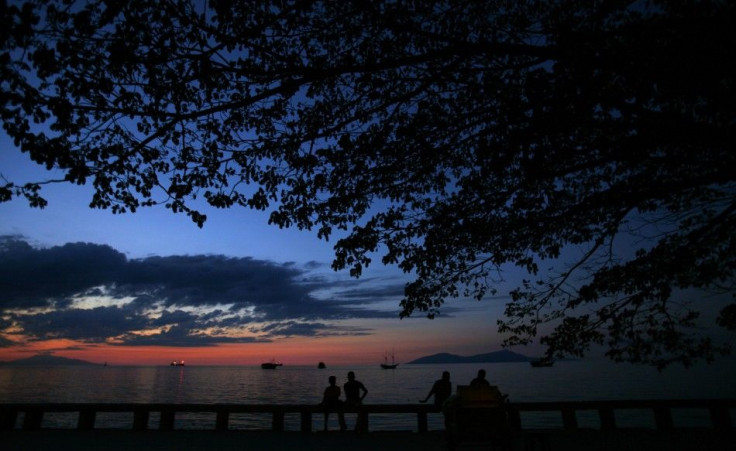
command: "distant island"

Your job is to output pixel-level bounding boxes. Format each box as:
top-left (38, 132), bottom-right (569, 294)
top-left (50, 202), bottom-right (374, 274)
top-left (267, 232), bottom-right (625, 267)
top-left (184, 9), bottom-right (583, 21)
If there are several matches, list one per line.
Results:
top-left (0, 354), bottom-right (97, 367)
top-left (407, 349), bottom-right (532, 364)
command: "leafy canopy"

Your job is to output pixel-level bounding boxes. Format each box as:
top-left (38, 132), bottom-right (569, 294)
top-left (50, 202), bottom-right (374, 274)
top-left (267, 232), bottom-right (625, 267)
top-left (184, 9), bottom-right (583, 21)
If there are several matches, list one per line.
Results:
top-left (2, 0), bottom-right (735, 368)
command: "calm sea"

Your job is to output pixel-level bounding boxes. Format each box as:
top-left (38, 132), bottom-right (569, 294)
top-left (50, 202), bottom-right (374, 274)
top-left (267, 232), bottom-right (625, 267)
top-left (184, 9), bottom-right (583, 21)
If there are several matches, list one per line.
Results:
top-left (1, 360), bottom-right (735, 430)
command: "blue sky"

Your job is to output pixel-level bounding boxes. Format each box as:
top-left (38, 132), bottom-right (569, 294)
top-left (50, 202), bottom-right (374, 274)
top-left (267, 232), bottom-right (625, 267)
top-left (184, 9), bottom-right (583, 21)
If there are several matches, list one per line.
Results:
top-left (0, 129), bottom-right (521, 365)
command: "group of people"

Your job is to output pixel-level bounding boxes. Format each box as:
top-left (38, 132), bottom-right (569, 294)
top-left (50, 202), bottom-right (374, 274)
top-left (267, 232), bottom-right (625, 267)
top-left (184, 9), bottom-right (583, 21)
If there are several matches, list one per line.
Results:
top-left (419, 369), bottom-right (491, 406)
top-left (319, 371), bottom-right (368, 431)
top-left (319, 369), bottom-right (492, 431)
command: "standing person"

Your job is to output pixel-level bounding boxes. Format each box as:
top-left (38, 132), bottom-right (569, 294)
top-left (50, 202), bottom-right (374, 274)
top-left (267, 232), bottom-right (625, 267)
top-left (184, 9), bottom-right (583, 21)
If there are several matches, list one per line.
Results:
top-left (343, 371), bottom-right (368, 406)
top-left (343, 371), bottom-right (368, 431)
top-left (420, 371), bottom-right (452, 407)
top-left (470, 369), bottom-right (490, 388)
top-left (319, 375), bottom-right (346, 431)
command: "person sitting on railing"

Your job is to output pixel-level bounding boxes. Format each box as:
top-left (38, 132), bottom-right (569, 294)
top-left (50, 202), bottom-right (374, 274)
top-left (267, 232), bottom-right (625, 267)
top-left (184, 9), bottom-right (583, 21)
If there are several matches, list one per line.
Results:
top-left (319, 375), bottom-right (346, 432)
top-left (469, 369), bottom-right (491, 388)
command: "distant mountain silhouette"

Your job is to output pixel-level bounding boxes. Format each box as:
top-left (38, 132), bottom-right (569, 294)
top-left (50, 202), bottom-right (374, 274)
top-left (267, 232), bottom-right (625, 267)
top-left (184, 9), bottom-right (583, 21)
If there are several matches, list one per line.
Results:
top-left (0, 354), bottom-right (96, 366)
top-left (407, 349), bottom-right (531, 364)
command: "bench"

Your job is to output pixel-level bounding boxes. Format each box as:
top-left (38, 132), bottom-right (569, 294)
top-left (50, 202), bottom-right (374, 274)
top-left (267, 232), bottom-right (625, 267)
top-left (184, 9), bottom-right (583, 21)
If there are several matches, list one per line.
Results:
top-left (445, 385), bottom-right (513, 450)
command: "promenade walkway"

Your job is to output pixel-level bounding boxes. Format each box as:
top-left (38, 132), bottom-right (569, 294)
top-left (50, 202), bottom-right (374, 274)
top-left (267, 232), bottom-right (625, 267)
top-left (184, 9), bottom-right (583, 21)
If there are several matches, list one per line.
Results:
top-left (3, 428), bottom-right (734, 451)
top-left (5, 430), bottom-right (446, 451)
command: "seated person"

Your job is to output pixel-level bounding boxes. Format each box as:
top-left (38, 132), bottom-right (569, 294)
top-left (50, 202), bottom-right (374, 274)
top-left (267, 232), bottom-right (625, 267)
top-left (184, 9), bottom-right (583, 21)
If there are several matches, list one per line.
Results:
top-left (469, 369), bottom-right (491, 388)
top-left (319, 375), bottom-right (346, 431)
top-left (456, 384), bottom-right (505, 407)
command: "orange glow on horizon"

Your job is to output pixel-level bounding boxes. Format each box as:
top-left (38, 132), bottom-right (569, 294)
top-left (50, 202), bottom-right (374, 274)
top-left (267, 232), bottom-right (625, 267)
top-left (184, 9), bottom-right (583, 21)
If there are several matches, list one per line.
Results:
top-left (0, 336), bottom-right (415, 366)
top-left (0, 311), bottom-right (507, 366)
top-left (0, 333), bottom-right (481, 366)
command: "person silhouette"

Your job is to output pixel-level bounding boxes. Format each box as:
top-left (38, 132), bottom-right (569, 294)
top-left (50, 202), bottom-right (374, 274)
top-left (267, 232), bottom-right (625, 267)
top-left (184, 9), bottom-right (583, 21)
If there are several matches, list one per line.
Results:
top-left (343, 371), bottom-right (368, 431)
top-left (420, 371), bottom-right (452, 407)
top-left (470, 369), bottom-right (490, 388)
top-left (343, 371), bottom-right (368, 406)
top-left (319, 375), bottom-right (346, 431)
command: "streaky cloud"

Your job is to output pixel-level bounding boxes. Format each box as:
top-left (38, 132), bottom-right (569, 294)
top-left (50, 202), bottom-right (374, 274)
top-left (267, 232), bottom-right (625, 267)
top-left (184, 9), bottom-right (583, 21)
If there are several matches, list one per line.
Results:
top-left (1, 236), bottom-right (409, 347)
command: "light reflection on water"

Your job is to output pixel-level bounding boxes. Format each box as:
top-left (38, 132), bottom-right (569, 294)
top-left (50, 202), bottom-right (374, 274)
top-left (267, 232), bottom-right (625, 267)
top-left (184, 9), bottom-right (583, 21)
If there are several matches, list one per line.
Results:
top-left (1, 360), bottom-right (734, 430)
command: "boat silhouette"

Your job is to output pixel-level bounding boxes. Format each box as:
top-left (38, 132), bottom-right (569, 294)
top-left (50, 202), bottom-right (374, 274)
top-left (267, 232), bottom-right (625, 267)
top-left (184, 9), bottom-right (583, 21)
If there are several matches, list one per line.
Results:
top-left (380, 350), bottom-right (398, 369)
top-left (530, 358), bottom-right (554, 367)
top-left (261, 360), bottom-right (282, 369)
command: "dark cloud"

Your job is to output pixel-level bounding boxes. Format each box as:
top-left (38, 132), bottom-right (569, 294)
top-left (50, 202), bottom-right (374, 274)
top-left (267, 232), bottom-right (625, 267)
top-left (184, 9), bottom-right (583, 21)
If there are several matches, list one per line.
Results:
top-left (0, 237), bottom-right (126, 308)
top-left (150, 310), bottom-right (199, 327)
top-left (114, 325), bottom-right (268, 347)
top-left (0, 236), bottom-right (406, 347)
top-left (329, 279), bottom-right (408, 305)
top-left (17, 306), bottom-right (149, 342)
top-left (253, 321), bottom-right (372, 338)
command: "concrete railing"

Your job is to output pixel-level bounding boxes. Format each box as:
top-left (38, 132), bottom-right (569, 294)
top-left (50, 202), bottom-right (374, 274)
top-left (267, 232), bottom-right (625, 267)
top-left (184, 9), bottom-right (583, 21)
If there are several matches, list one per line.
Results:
top-left (1, 399), bottom-right (733, 432)
top-left (512, 399), bottom-right (734, 431)
top-left (0, 403), bottom-right (439, 432)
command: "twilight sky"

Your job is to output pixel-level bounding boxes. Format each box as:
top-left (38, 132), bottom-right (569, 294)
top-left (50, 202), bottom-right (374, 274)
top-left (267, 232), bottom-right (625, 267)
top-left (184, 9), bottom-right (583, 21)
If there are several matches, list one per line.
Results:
top-left (0, 130), bottom-right (522, 366)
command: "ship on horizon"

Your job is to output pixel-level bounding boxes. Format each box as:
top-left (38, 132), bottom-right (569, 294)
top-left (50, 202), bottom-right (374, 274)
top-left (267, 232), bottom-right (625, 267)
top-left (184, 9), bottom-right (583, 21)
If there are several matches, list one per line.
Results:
top-left (380, 350), bottom-right (398, 369)
top-left (261, 359), bottom-right (282, 369)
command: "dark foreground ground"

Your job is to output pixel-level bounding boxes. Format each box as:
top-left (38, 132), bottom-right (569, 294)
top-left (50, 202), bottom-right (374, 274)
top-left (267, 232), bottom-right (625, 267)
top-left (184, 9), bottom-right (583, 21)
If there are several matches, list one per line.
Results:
top-left (2, 428), bottom-right (734, 451)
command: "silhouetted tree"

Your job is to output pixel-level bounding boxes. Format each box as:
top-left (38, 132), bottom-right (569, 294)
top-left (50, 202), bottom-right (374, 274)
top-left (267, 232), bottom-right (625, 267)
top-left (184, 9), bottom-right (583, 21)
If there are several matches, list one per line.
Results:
top-left (2, 1), bottom-right (734, 367)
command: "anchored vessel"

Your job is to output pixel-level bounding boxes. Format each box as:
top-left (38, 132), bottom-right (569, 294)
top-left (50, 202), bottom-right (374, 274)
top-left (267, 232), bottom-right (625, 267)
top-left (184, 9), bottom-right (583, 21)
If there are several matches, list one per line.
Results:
top-left (529, 358), bottom-right (554, 367)
top-left (380, 350), bottom-right (398, 369)
top-left (260, 360), bottom-right (282, 369)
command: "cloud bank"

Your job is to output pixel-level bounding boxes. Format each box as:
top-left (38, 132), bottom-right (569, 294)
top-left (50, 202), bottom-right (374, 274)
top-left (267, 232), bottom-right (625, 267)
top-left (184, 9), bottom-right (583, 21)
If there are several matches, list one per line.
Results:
top-left (0, 236), bottom-right (404, 347)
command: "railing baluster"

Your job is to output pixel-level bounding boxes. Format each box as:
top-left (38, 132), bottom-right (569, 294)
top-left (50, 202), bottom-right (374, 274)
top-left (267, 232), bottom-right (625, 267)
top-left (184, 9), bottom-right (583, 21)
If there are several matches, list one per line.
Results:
top-left (654, 407), bottom-right (673, 430)
top-left (216, 410), bottom-right (229, 431)
top-left (357, 410), bottom-right (368, 433)
top-left (77, 409), bottom-right (96, 430)
top-left (133, 408), bottom-right (149, 430)
top-left (23, 409), bottom-right (43, 430)
top-left (417, 411), bottom-right (428, 433)
top-left (709, 404), bottom-right (732, 431)
top-left (599, 407), bottom-right (616, 430)
top-left (0, 408), bottom-right (18, 430)
top-left (272, 411), bottom-right (284, 431)
top-left (300, 410), bottom-right (312, 432)
top-left (160, 409), bottom-right (175, 430)
top-left (562, 408), bottom-right (577, 430)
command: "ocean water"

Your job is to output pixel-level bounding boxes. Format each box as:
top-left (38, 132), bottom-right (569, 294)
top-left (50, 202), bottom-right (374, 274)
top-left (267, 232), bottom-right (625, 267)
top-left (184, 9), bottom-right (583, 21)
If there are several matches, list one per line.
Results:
top-left (1, 360), bottom-right (734, 430)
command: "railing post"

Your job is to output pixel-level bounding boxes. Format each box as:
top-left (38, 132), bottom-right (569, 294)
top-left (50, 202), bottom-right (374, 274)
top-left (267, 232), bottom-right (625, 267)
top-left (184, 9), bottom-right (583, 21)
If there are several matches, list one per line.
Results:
top-left (356, 409), bottom-right (369, 433)
top-left (272, 411), bottom-right (284, 431)
top-left (598, 407), bottom-right (615, 430)
top-left (300, 410), bottom-right (312, 432)
top-left (508, 406), bottom-right (522, 431)
top-left (133, 408), bottom-right (149, 431)
top-left (709, 404), bottom-right (732, 431)
top-left (216, 410), bottom-right (229, 431)
top-left (23, 409), bottom-right (43, 430)
top-left (0, 408), bottom-right (18, 430)
top-left (159, 409), bottom-right (175, 430)
top-left (562, 408), bottom-right (578, 431)
top-left (417, 411), bottom-right (428, 433)
top-left (654, 407), bottom-right (673, 430)
top-left (77, 409), bottom-right (96, 430)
